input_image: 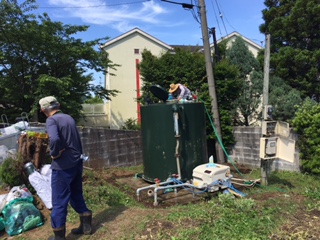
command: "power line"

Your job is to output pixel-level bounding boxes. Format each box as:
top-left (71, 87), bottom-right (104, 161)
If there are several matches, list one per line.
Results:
top-left (210, 0), bottom-right (222, 36)
top-left (214, 0), bottom-right (228, 36)
top-left (38, 0), bottom-right (151, 9)
top-left (190, 1), bottom-right (201, 25)
top-left (210, 0), bottom-right (264, 45)
top-left (191, 8), bottom-right (201, 25)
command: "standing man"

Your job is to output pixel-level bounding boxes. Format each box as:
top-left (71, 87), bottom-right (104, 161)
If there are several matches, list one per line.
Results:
top-left (39, 96), bottom-right (92, 240)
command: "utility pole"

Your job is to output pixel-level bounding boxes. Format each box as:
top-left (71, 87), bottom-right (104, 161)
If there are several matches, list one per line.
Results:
top-left (198, 0), bottom-right (224, 163)
top-left (262, 34), bottom-right (270, 114)
top-left (261, 33), bottom-right (271, 186)
top-left (210, 27), bottom-right (220, 62)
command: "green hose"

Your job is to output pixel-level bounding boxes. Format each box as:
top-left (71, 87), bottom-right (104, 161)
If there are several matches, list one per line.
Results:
top-left (199, 98), bottom-right (254, 184)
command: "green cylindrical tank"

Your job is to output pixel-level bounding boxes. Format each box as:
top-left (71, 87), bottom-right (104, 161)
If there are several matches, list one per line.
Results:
top-left (141, 102), bottom-right (208, 182)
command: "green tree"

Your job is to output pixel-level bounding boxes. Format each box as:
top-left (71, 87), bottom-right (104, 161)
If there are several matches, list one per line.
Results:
top-left (138, 48), bottom-right (239, 146)
top-left (138, 47), bottom-right (207, 101)
top-left (0, 0), bottom-right (118, 122)
top-left (226, 36), bottom-right (261, 77)
top-left (234, 70), bottom-right (263, 126)
top-left (292, 98), bottom-right (320, 174)
top-left (213, 59), bottom-right (241, 143)
top-left (225, 36), bottom-right (263, 126)
top-left (268, 75), bottom-right (302, 122)
top-left (260, 0), bottom-right (320, 100)
top-left (84, 95), bottom-right (104, 104)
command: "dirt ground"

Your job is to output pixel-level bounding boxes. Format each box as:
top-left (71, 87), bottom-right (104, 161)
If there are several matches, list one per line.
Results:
top-left (0, 164), bottom-right (320, 240)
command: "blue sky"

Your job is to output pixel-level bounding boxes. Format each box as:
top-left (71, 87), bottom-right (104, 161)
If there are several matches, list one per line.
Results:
top-left (34, 0), bottom-right (266, 45)
top-left (25, 0), bottom-right (267, 85)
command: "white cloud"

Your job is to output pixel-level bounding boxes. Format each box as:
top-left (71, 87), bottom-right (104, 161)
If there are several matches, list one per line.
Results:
top-left (112, 21), bottom-right (136, 33)
top-left (47, 0), bottom-right (168, 31)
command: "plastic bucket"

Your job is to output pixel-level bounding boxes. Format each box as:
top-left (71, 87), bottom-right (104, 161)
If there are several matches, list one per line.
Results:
top-left (24, 162), bottom-right (36, 175)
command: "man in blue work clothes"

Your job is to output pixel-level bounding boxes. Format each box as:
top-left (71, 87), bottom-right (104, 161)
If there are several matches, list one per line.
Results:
top-left (39, 96), bottom-right (92, 240)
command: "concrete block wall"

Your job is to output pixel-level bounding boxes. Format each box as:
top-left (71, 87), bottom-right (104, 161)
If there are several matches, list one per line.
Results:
top-left (227, 126), bottom-right (300, 172)
top-left (227, 126), bottom-right (261, 168)
top-left (75, 126), bottom-right (300, 172)
top-left (78, 127), bottom-right (143, 169)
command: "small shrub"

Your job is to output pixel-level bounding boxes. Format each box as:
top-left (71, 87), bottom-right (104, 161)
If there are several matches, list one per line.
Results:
top-left (121, 118), bottom-right (141, 130)
top-left (218, 192), bottom-right (235, 207)
top-left (0, 155), bottom-right (27, 187)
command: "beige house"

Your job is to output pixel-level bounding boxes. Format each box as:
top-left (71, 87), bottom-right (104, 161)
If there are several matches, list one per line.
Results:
top-left (88, 29), bottom-right (262, 129)
top-left (216, 32), bottom-right (263, 126)
top-left (100, 28), bottom-right (173, 129)
top-left (214, 31), bottom-right (263, 58)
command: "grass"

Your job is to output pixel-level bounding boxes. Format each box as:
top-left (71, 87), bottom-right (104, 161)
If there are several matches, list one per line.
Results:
top-left (163, 193), bottom-right (280, 240)
top-left (68, 165), bottom-right (320, 239)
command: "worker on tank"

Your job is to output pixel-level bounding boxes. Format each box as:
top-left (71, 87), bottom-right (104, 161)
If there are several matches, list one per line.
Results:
top-left (168, 83), bottom-right (193, 101)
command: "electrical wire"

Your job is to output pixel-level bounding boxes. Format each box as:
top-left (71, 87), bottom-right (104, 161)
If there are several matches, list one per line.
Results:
top-left (209, 0), bottom-right (264, 46)
top-left (215, 0), bottom-right (237, 34)
top-left (188, 0), bottom-right (201, 25)
top-left (38, 0), bottom-right (151, 9)
top-left (214, 0), bottom-right (228, 36)
top-left (210, 0), bottom-right (222, 36)
top-left (190, 8), bottom-right (201, 25)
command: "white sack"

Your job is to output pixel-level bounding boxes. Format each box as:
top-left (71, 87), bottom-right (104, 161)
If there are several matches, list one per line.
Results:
top-left (0, 186), bottom-right (29, 212)
top-left (28, 171), bottom-right (52, 209)
top-left (6, 185), bottom-right (32, 202)
top-left (0, 193), bottom-right (8, 212)
top-left (2, 126), bottom-right (18, 135)
top-left (40, 164), bottom-right (52, 181)
top-left (13, 121), bottom-right (29, 131)
top-left (0, 145), bottom-right (8, 165)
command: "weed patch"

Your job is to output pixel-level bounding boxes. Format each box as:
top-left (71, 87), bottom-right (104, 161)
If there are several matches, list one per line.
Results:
top-left (7, 164), bottom-right (320, 239)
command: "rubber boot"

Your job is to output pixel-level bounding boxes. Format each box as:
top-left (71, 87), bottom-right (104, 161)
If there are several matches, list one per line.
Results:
top-left (71, 211), bottom-right (92, 235)
top-left (48, 226), bottom-right (66, 240)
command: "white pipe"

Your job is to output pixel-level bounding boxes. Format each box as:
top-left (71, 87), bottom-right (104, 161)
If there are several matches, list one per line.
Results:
top-left (174, 112), bottom-right (179, 135)
top-left (136, 179), bottom-right (174, 201)
top-left (147, 189), bottom-right (154, 197)
top-left (175, 139), bottom-right (181, 180)
top-left (173, 111), bottom-right (181, 179)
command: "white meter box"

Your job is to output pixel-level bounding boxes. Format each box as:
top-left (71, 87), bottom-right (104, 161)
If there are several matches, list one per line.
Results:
top-left (260, 137), bottom-right (277, 158)
top-left (260, 137), bottom-right (295, 162)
